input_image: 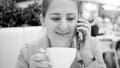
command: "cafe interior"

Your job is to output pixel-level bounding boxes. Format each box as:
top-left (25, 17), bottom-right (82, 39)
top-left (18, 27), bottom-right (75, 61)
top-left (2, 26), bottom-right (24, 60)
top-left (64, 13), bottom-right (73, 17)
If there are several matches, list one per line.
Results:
top-left (0, 0), bottom-right (120, 68)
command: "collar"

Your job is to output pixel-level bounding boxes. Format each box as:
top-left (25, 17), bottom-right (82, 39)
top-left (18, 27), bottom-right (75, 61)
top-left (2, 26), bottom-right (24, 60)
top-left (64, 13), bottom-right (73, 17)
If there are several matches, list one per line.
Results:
top-left (40, 34), bottom-right (77, 49)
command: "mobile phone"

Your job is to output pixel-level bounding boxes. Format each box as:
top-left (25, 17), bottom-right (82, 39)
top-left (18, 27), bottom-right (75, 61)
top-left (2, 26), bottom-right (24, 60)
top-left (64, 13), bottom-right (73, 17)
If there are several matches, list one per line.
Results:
top-left (76, 20), bottom-right (84, 50)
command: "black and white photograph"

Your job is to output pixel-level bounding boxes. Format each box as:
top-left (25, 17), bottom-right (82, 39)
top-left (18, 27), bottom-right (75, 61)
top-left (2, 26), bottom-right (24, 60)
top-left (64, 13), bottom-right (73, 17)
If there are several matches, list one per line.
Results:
top-left (0, 0), bottom-right (120, 68)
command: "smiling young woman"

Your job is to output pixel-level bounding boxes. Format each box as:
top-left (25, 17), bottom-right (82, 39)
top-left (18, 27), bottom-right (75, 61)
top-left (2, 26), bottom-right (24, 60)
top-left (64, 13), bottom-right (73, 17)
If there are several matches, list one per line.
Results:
top-left (15, 0), bottom-right (106, 68)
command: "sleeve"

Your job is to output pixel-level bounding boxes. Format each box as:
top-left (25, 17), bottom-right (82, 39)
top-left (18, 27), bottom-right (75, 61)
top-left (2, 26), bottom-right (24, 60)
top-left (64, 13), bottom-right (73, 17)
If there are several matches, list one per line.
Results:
top-left (91, 38), bottom-right (106, 68)
top-left (15, 44), bottom-right (30, 68)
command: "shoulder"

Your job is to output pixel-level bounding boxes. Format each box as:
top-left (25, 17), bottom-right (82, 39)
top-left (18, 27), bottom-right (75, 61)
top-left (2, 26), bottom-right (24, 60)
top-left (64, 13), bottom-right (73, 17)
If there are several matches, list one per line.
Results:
top-left (20, 38), bottom-right (43, 57)
top-left (20, 34), bottom-right (48, 60)
top-left (16, 37), bottom-right (47, 67)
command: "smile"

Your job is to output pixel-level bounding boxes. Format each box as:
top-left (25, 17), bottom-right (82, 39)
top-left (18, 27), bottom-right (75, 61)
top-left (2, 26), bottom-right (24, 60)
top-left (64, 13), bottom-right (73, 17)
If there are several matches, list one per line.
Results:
top-left (55, 31), bottom-right (70, 36)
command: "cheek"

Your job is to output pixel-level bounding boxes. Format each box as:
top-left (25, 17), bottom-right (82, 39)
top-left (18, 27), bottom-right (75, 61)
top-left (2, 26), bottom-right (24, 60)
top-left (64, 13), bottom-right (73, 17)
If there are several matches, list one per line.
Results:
top-left (69, 23), bottom-right (77, 34)
top-left (72, 21), bottom-right (77, 34)
top-left (44, 18), bottom-right (53, 29)
top-left (72, 26), bottom-right (76, 35)
top-left (71, 21), bottom-right (77, 30)
top-left (45, 23), bottom-right (54, 33)
top-left (44, 19), bottom-right (56, 34)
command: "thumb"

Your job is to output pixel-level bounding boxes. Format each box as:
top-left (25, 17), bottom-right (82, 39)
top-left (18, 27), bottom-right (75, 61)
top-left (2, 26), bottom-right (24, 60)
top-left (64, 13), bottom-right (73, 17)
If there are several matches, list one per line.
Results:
top-left (39, 48), bottom-right (46, 53)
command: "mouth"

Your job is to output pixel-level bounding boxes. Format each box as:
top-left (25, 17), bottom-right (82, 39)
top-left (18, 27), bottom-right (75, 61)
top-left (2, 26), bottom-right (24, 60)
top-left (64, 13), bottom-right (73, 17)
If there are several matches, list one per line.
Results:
top-left (55, 31), bottom-right (70, 37)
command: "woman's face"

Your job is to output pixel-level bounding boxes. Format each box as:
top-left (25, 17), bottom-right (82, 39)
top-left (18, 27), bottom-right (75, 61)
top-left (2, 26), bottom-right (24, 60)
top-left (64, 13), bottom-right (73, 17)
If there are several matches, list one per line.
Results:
top-left (43, 0), bottom-right (78, 47)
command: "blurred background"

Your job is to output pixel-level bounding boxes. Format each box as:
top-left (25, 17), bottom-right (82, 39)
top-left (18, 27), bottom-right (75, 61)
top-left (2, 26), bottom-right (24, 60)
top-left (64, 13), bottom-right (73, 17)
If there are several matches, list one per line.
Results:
top-left (0, 0), bottom-right (120, 68)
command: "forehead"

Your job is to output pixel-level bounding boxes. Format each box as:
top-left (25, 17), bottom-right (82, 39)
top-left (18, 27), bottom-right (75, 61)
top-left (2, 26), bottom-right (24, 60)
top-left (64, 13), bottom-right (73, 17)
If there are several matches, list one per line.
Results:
top-left (47, 0), bottom-right (78, 14)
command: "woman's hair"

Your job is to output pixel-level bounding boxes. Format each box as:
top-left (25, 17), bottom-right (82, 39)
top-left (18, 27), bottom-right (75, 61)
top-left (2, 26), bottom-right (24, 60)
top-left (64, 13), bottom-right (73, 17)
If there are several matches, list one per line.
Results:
top-left (41, 0), bottom-right (78, 18)
top-left (41, 0), bottom-right (52, 17)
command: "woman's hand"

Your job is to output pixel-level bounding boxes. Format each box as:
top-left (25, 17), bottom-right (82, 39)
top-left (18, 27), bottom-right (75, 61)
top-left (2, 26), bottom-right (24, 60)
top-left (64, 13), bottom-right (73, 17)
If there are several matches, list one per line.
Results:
top-left (76, 19), bottom-right (93, 67)
top-left (30, 48), bottom-right (51, 68)
top-left (76, 19), bottom-right (91, 48)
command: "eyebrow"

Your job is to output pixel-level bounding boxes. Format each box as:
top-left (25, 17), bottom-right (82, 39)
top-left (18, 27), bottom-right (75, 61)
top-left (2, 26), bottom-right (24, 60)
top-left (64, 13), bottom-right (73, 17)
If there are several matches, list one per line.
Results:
top-left (50, 13), bottom-right (60, 15)
top-left (67, 13), bottom-right (76, 16)
top-left (50, 13), bottom-right (77, 15)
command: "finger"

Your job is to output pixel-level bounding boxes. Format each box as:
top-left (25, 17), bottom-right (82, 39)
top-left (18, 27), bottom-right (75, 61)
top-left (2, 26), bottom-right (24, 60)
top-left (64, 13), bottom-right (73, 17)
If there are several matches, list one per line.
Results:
top-left (38, 48), bottom-right (49, 61)
top-left (77, 22), bottom-right (90, 26)
top-left (31, 53), bottom-right (48, 62)
top-left (31, 60), bottom-right (51, 68)
top-left (77, 23), bottom-right (91, 31)
top-left (77, 27), bottom-right (90, 37)
top-left (78, 19), bottom-right (89, 24)
top-left (37, 61), bottom-right (51, 68)
top-left (39, 48), bottom-right (46, 53)
top-left (76, 27), bottom-right (90, 39)
top-left (77, 24), bottom-right (91, 33)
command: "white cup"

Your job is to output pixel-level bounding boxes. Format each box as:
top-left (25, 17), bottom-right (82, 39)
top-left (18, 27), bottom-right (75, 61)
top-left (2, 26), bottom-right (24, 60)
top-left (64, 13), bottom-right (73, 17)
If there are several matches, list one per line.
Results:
top-left (47, 47), bottom-right (76, 68)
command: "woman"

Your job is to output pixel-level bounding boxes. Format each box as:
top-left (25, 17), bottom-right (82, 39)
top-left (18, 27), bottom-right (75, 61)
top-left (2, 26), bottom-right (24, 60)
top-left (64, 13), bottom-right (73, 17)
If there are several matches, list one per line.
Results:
top-left (15, 0), bottom-right (106, 68)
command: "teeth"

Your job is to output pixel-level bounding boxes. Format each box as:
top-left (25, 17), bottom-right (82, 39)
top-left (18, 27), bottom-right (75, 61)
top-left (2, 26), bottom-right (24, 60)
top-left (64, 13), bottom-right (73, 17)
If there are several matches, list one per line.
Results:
top-left (55, 31), bottom-right (69, 35)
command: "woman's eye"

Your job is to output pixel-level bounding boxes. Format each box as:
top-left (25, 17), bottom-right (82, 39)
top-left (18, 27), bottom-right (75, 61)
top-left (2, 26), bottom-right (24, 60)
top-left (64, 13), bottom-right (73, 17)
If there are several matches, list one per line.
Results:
top-left (51, 18), bottom-right (60, 21)
top-left (67, 17), bottom-right (75, 21)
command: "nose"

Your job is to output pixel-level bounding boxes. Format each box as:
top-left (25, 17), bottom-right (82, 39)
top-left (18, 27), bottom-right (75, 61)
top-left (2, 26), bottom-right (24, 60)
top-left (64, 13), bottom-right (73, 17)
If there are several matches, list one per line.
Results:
top-left (58, 18), bottom-right (68, 31)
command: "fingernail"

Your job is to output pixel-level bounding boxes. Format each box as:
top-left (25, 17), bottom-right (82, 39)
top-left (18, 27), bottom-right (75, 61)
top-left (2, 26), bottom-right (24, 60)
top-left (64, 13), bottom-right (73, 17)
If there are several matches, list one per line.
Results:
top-left (39, 48), bottom-right (46, 53)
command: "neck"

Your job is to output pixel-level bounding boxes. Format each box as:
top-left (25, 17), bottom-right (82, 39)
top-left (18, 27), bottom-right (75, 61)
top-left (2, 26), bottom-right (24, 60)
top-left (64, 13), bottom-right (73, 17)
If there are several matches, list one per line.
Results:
top-left (49, 38), bottom-right (73, 47)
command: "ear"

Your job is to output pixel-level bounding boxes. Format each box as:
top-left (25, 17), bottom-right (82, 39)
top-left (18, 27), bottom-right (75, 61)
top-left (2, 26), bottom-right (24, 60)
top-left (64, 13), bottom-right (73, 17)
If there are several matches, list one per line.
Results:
top-left (40, 14), bottom-right (45, 26)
